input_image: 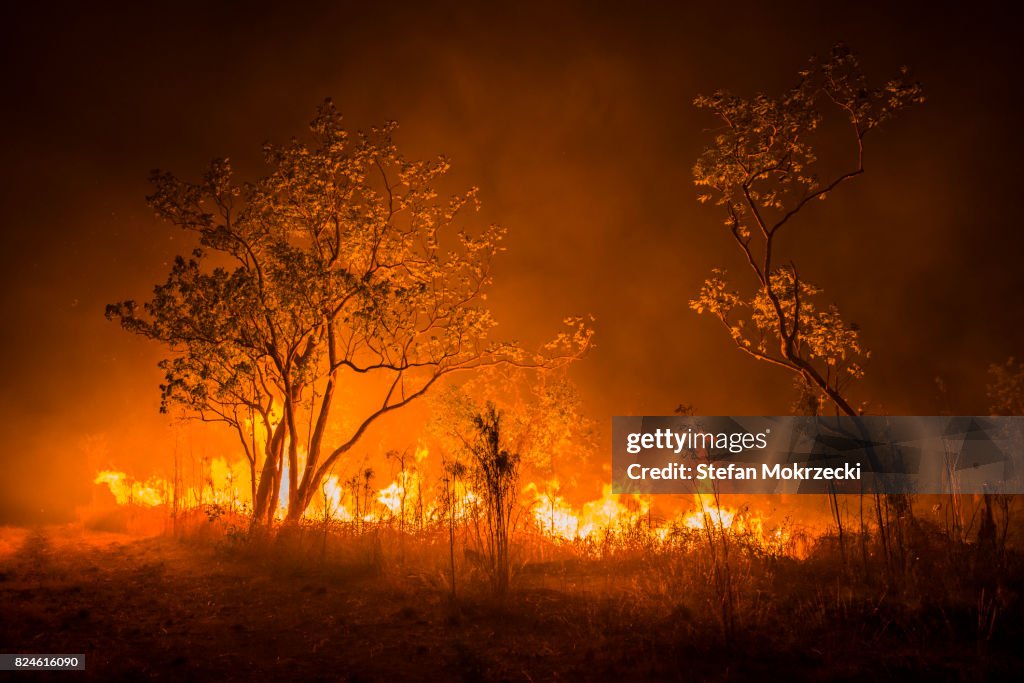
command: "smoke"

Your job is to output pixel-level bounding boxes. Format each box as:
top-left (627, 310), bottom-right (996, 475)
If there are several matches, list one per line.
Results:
top-left (1, 2), bottom-right (1022, 521)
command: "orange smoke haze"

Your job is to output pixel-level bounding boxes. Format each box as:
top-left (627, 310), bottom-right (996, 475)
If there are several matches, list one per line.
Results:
top-left (2, 2), bottom-right (1024, 523)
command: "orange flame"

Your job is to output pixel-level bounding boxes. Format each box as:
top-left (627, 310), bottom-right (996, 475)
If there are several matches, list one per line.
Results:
top-left (93, 449), bottom-right (794, 553)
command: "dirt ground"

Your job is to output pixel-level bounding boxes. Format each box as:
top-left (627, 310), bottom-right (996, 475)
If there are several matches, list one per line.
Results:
top-left (0, 525), bottom-right (1019, 681)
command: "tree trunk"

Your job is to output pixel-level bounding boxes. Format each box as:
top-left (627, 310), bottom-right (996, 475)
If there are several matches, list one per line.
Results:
top-left (252, 420), bottom-right (286, 526)
top-left (280, 391), bottom-right (301, 520)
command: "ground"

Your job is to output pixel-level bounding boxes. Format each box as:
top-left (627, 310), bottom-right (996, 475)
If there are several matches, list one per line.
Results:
top-left (1, 525), bottom-right (1020, 681)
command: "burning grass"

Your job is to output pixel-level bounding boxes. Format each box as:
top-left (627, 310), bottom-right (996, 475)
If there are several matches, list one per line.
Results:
top-left (3, 505), bottom-right (1023, 681)
top-left (3, 450), bottom-right (1017, 679)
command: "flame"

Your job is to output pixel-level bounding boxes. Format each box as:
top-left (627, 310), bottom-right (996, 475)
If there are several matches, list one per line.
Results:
top-left (376, 463), bottom-right (427, 525)
top-left (675, 494), bottom-right (792, 553)
top-left (94, 457), bottom-right (250, 511)
top-left (577, 484), bottom-right (651, 537)
top-left (681, 494), bottom-right (738, 530)
top-left (312, 475), bottom-right (354, 521)
top-left (92, 448), bottom-right (795, 554)
top-left (94, 470), bottom-right (168, 507)
top-left (431, 476), bottom-right (480, 522)
top-left (526, 480), bottom-right (581, 538)
top-left (525, 481), bottom-right (652, 540)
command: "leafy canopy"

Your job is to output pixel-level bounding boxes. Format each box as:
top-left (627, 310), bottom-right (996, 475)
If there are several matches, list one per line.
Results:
top-left (108, 100), bottom-right (591, 520)
top-left (689, 45), bottom-right (923, 415)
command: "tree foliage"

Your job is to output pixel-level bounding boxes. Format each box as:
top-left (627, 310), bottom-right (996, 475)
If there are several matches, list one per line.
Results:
top-left (689, 45), bottom-right (924, 415)
top-left (428, 374), bottom-right (591, 594)
top-left (430, 372), bottom-right (593, 480)
top-left (987, 357), bottom-right (1024, 416)
top-left (107, 101), bottom-right (592, 523)
top-left (464, 404), bottom-right (520, 595)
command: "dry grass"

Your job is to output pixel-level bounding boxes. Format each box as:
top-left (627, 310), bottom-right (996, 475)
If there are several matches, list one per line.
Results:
top-left (2, 502), bottom-right (1023, 681)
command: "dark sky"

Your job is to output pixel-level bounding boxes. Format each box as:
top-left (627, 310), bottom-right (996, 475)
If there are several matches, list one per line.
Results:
top-left (1, 1), bottom-right (1022, 521)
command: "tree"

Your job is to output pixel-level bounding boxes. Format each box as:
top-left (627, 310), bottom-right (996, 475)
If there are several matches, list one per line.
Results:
top-left (107, 100), bottom-right (592, 525)
top-left (431, 372), bottom-right (592, 507)
top-left (689, 45), bottom-right (923, 415)
top-left (428, 373), bottom-right (590, 593)
top-left (454, 402), bottom-right (521, 596)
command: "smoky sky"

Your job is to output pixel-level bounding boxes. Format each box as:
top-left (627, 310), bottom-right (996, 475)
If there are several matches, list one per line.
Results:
top-left (1, 1), bottom-right (1022, 521)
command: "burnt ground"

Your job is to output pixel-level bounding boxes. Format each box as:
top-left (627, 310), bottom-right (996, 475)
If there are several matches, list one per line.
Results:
top-left (0, 525), bottom-right (1021, 682)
